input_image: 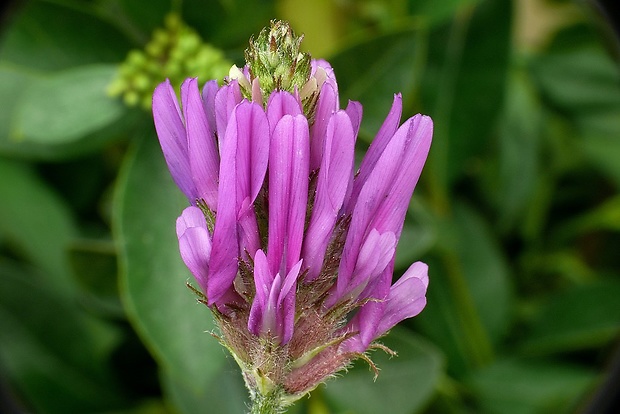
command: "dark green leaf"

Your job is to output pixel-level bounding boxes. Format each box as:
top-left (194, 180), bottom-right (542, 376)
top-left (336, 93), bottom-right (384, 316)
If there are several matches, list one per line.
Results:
top-left (0, 260), bottom-right (125, 413)
top-left (0, 65), bottom-right (142, 160)
top-left (162, 360), bottom-right (248, 414)
top-left (322, 329), bottom-right (444, 414)
top-left (467, 359), bottom-right (596, 414)
top-left (329, 29), bottom-right (427, 143)
top-left (408, 0), bottom-right (481, 25)
top-left (68, 238), bottom-right (124, 317)
top-left (0, 158), bottom-right (77, 295)
top-left (12, 64), bottom-right (125, 145)
top-left (113, 131), bottom-right (226, 392)
top-left (423, 0), bottom-right (512, 186)
top-left (521, 279), bottom-right (620, 355)
top-left (490, 70), bottom-right (543, 232)
top-left (415, 202), bottom-right (512, 375)
top-left (530, 45), bottom-right (620, 115)
top-left (0, 1), bottom-right (131, 71)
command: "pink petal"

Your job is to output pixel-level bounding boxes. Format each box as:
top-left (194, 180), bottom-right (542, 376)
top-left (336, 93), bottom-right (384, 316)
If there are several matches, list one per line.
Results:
top-left (209, 102), bottom-right (269, 304)
top-left (267, 114), bottom-right (310, 276)
top-left (178, 226), bottom-right (212, 294)
top-left (184, 78), bottom-right (220, 210)
top-left (153, 79), bottom-right (195, 201)
top-left (266, 91), bottom-right (302, 135)
top-left (345, 94), bottom-right (403, 212)
top-left (303, 111), bottom-right (355, 281)
top-left (214, 80), bottom-right (242, 149)
top-left (176, 206), bottom-right (207, 238)
top-left (309, 82), bottom-right (337, 171)
top-left (375, 261), bottom-right (429, 337)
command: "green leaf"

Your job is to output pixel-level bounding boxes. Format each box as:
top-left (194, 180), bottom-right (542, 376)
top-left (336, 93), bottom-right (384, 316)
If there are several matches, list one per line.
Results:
top-left (521, 279), bottom-right (620, 355)
top-left (0, 259), bottom-right (125, 414)
top-left (113, 132), bottom-right (226, 392)
top-left (12, 64), bottom-right (126, 144)
top-left (394, 199), bottom-right (437, 270)
top-left (0, 64), bottom-right (142, 160)
top-left (423, 0), bottom-right (511, 187)
top-left (0, 1), bottom-right (131, 71)
top-left (329, 29), bottom-right (426, 143)
top-left (530, 45), bottom-right (620, 115)
top-left (415, 202), bottom-right (512, 375)
top-left (68, 238), bottom-right (124, 317)
top-left (322, 329), bottom-right (444, 414)
top-left (408, 0), bottom-right (481, 25)
top-left (0, 158), bottom-right (77, 295)
top-left (162, 360), bottom-right (249, 414)
top-left (467, 359), bottom-right (596, 414)
top-left (491, 70), bottom-right (543, 232)
top-left (578, 111), bottom-right (620, 188)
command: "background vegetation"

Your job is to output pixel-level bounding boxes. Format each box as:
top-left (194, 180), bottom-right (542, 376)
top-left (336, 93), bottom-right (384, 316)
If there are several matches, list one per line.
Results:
top-left (1, 0), bottom-right (619, 413)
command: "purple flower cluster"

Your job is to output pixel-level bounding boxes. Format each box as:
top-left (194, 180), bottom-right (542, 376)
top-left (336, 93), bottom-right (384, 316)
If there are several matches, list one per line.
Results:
top-left (153, 23), bottom-right (432, 401)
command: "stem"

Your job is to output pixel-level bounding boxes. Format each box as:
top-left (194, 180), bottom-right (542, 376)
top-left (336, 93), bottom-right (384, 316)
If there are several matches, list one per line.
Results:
top-left (250, 389), bottom-right (285, 414)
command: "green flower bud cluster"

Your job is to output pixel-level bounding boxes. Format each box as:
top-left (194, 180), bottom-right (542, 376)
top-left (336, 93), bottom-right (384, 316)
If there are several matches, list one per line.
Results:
top-left (108, 14), bottom-right (231, 109)
top-left (245, 20), bottom-right (312, 97)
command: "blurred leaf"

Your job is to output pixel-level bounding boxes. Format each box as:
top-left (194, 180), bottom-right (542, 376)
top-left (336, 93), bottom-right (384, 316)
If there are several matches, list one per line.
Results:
top-left (112, 0), bottom-right (172, 40)
top-left (530, 45), bottom-right (620, 114)
top-left (329, 29), bottom-right (426, 142)
top-left (113, 132), bottom-right (226, 393)
top-left (162, 359), bottom-right (248, 414)
top-left (529, 30), bottom-right (620, 187)
top-left (408, 0), bottom-right (481, 25)
top-left (0, 158), bottom-right (77, 295)
top-left (183, 0), bottom-right (275, 50)
top-left (0, 259), bottom-right (124, 413)
top-left (467, 359), bottom-right (596, 414)
top-left (0, 65), bottom-right (143, 160)
top-left (322, 329), bottom-right (444, 414)
top-left (492, 70), bottom-right (542, 232)
top-left (0, 1), bottom-right (131, 71)
top-left (68, 238), bottom-right (124, 317)
top-left (578, 111), bottom-right (620, 188)
top-left (423, 0), bottom-right (511, 186)
top-left (395, 199), bottom-right (437, 270)
top-left (416, 202), bottom-right (512, 375)
top-left (521, 279), bottom-right (620, 355)
top-left (12, 64), bottom-right (125, 145)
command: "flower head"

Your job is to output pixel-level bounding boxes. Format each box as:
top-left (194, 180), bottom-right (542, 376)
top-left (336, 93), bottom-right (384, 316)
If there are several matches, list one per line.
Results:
top-left (153, 19), bottom-right (432, 409)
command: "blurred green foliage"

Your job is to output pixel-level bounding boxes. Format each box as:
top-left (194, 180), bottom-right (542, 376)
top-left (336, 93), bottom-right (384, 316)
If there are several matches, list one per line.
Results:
top-left (1, 0), bottom-right (619, 413)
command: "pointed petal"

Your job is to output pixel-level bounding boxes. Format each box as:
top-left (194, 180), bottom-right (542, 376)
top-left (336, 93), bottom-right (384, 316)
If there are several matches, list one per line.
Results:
top-left (209, 102), bottom-right (270, 304)
top-left (309, 82), bottom-right (337, 171)
top-left (248, 250), bottom-right (271, 337)
top-left (267, 114), bottom-right (310, 276)
top-left (344, 100), bottom-right (363, 138)
top-left (346, 94), bottom-right (402, 212)
top-left (303, 111), bottom-right (355, 281)
top-left (185, 78), bottom-right (220, 210)
top-left (278, 258), bottom-right (302, 344)
top-left (368, 115), bottom-right (433, 237)
top-left (201, 79), bottom-right (219, 133)
top-left (214, 80), bottom-right (242, 148)
top-left (338, 115), bottom-right (433, 289)
top-left (153, 79), bottom-right (195, 200)
top-left (234, 102), bottom-right (270, 256)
